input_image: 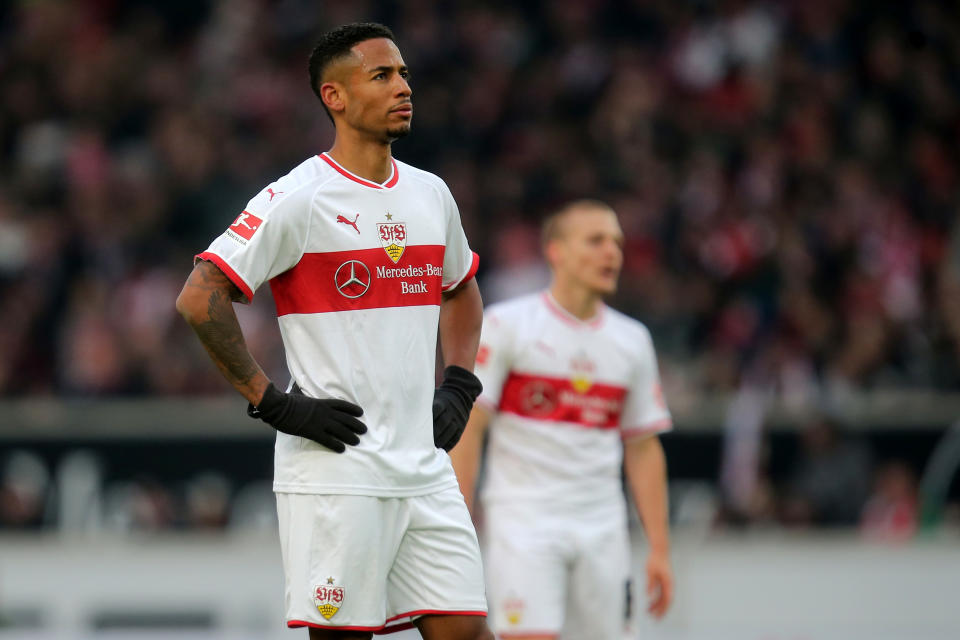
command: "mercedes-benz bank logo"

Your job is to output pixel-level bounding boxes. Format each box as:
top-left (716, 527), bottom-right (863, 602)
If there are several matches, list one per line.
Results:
top-left (334, 260), bottom-right (371, 298)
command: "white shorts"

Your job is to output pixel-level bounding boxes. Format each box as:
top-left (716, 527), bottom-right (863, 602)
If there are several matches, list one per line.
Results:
top-left (277, 486), bottom-right (488, 634)
top-left (484, 500), bottom-right (629, 640)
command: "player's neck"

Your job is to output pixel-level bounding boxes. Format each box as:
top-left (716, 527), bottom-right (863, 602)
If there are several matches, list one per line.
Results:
top-left (326, 136), bottom-right (393, 184)
top-left (548, 283), bottom-right (602, 322)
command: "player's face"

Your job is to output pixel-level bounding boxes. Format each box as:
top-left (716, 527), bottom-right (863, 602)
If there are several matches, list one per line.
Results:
top-left (552, 208), bottom-right (624, 296)
top-left (341, 38), bottom-right (412, 142)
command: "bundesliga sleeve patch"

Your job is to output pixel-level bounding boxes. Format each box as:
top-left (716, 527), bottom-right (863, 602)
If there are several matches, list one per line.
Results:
top-left (476, 344), bottom-right (491, 365)
top-left (228, 211), bottom-right (263, 242)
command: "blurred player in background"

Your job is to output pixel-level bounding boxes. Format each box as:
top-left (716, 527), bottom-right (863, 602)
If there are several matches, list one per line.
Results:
top-left (176, 22), bottom-right (493, 640)
top-left (451, 200), bottom-right (674, 639)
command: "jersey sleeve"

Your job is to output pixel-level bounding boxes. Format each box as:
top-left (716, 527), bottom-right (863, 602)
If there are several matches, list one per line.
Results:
top-left (620, 327), bottom-right (672, 441)
top-left (473, 310), bottom-right (514, 412)
top-left (438, 181), bottom-right (479, 291)
top-left (195, 182), bottom-right (311, 303)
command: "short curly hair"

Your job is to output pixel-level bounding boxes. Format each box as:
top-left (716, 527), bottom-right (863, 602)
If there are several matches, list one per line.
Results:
top-left (308, 22), bottom-right (396, 121)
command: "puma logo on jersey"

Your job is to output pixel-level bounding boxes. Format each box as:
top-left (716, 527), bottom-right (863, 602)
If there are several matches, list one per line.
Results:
top-left (534, 340), bottom-right (555, 356)
top-left (337, 213), bottom-right (360, 234)
top-left (267, 188), bottom-right (283, 201)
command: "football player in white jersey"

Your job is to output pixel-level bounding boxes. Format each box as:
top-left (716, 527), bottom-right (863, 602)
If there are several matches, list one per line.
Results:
top-left (176, 23), bottom-right (493, 640)
top-left (451, 200), bottom-right (674, 639)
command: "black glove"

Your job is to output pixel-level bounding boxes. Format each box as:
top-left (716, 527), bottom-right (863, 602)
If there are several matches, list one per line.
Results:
top-left (248, 383), bottom-right (366, 453)
top-left (432, 365), bottom-right (483, 451)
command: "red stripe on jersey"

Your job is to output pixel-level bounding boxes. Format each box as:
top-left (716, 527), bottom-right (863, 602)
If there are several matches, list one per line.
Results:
top-left (442, 251), bottom-right (480, 291)
top-left (498, 372), bottom-right (627, 429)
top-left (319, 153), bottom-right (399, 189)
top-left (270, 245), bottom-right (446, 315)
top-left (195, 251), bottom-right (255, 302)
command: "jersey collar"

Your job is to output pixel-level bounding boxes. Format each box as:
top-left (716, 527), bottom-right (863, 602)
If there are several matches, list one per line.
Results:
top-left (542, 291), bottom-right (605, 329)
top-left (319, 153), bottom-right (399, 190)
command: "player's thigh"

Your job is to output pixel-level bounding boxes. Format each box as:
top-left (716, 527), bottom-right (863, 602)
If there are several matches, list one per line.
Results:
top-left (415, 613), bottom-right (494, 640)
top-left (307, 628), bottom-right (372, 640)
top-left (483, 503), bottom-right (569, 637)
top-left (385, 487), bottom-right (488, 627)
top-left (562, 519), bottom-right (630, 640)
top-left (277, 493), bottom-right (403, 630)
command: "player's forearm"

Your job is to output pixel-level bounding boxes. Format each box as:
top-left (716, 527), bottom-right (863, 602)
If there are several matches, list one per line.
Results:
top-left (625, 436), bottom-right (671, 554)
top-left (449, 405), bottom-right (490, 513)
top-left (176, 261), bottom-right (271, 405)
top-left (439, 278), bottom-right (483, 370)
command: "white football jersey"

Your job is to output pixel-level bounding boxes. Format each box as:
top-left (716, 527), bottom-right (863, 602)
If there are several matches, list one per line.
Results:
top-left (475, 292), bottom-right (671, 507)
top-left (198, 153), bottom-right (478, 497)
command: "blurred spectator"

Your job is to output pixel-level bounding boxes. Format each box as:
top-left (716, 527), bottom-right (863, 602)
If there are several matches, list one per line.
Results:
top-left (102, 477), bottom-right (178, 532)
top-left (861, 460), bottom-right (919, 542)
top-left (55, 449), bottom-right (104, 534)
top-left (228, 480), bottom-right (279, 532)
top-left (477, 220), bottom-right (550, 304)
top-left (717, 386), bottom-right (777, 526)
top-left (0, 450), bottom-right (50, 529)
top-left (184, 471), bottom-right (232, 530)
top-left (781, 417), bottom-right (873, 527)
top-left (0, 0), bottom-right (956, 403)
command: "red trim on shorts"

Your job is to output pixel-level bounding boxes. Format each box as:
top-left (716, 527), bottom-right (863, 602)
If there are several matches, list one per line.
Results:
top-left (443, 251), bottom-right (480, 291)
top-left (376, 610), bottom-right (487, 635)
top-left (288, 610), bottom-right (486, 634)
top-left (541, 292), bottom-right (604, 328)
top-left (195, 251), bottom-right (254, 302)
top-left (384, 609), bottom-right (487, 624)
top-left (319, 152), bottom-right (399, 189)
top-left (287, 620), bottom-right (382, 631)
top-left (621, 417), bottom-right (672, 440)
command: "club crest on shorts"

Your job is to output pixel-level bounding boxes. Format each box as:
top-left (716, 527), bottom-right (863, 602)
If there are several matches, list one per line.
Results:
top-left (314, 578), bottom-right (345, 620)
top-left (503, 595), bottom-right (525, 625)
top-left (378, 220), bottom-right (407, 263)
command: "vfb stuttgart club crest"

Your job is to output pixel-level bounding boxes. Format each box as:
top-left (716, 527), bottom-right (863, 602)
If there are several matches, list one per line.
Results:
top-left (570, 352), bottom-right (596, 393)
top-left (378, 221), bottom-right (406, 263)
top-left (314, 578), bottom-right (345, 620)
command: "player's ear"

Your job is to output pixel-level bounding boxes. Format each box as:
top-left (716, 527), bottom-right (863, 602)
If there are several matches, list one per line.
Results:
top-left (544, 239), bottom-right (562, 268)
top-left (321, 81), bottom-right (346, 116)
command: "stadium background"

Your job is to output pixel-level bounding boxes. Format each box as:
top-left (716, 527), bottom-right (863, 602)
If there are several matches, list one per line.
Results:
top-left (1, 0), bottom-right (959, 638)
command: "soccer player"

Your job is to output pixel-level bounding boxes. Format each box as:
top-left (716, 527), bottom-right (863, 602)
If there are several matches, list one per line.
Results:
top-left (450, 200), bottom-right (674, 640)
top-left (176, 23), bottom-right (493, 640)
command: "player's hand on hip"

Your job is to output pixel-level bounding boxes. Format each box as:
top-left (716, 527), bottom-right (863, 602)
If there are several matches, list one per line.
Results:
top-left (432, 365), bottom-right (483, 451)
top-left (646, 549), bottom-right (674, 619)
top-left (247, 383), bottom-right (366, 453)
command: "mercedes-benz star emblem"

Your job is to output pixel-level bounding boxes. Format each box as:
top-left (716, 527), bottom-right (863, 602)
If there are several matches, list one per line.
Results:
top-left (334, 260), bottom-right (371, 298)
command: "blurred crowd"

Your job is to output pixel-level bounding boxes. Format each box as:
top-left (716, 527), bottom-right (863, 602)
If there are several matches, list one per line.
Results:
top-left (1, 0), bottom-right (960, 402)
top-left (713, 408), bottom-right (926, 538)
top-left (4, 427), bottom-right (951, 539)
top-left (0, 447), bottom-right (278, 533)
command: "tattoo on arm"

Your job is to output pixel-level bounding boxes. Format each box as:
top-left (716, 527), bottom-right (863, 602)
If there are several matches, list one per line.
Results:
top-left (191, 259), bottom-right (244, 301)
top-left (182, 261), bottom-right (267, 401)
